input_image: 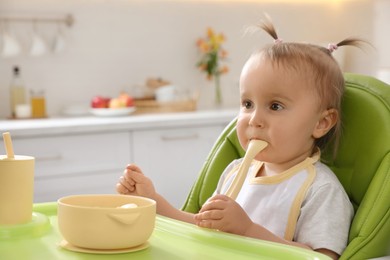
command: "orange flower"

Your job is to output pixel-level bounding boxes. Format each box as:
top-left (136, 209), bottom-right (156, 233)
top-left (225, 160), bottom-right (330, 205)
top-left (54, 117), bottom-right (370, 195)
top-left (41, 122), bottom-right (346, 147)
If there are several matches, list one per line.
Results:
top-left (207, 27), bottom-right (215, 38)
top-left (219, 66), bottom-right (229, 74)
top-left (196, 27), bottom-right (229, 80)
top-left (198, 63), bottom-right (208, 71)
top-left (196, 38), bottom-right (203, 47)
top-left (220, 49), bottom-right (228, 58)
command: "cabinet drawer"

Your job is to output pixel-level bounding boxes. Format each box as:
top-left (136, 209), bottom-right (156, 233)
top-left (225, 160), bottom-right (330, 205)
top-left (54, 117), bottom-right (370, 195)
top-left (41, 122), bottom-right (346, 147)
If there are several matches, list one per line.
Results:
top-left (34, 170), bottom-right (120, 202)
top-left (10, 132), bottom-right (131, 178)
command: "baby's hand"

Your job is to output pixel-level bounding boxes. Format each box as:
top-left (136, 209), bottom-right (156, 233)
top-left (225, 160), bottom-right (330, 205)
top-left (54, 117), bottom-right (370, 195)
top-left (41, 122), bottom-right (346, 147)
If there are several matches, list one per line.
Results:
top-left (116, 164), bottom-right (156, 199)
top-left (194, 194), bottom-right (253, 236)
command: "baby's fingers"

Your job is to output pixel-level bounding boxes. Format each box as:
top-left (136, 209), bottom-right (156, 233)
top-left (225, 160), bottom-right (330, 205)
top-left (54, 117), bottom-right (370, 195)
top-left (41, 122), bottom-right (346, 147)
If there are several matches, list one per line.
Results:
top-left (195, 213), bottom-right (224, 231)
top-left (199, 199), bottom-right (226, 213)
top-left (123, 168), bottom-right (136, 185)
top-left (195, 210), bottom-right (223, 222)
top-left (197, 220), bottom-right (220, 230)
top-left (119, 176), bottom-right (133, 189)
top-left (116, 182), bottom-right (129, 194)
top-left (125, 170), bottom-right (149, 185)
top-left (126, 164), bottom-right (143, 174)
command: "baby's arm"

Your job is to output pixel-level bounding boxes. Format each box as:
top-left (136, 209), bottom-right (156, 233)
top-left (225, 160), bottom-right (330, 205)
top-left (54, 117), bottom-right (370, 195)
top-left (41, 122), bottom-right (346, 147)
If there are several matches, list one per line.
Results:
top-left (194, 194), bottom-right (339, 259)
top-left (116, 164), bottom-right (196, 224)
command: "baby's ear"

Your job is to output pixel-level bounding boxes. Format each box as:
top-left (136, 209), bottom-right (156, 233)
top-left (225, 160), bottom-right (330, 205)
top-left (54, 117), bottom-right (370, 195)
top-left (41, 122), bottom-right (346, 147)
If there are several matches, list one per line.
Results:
top-left (312, 109), bottom-right (338, 139)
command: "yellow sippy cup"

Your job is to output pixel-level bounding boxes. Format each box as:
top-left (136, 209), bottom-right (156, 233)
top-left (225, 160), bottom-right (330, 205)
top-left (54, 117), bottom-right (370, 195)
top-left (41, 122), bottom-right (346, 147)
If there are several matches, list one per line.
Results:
top-left (0, 132), bottom-right (35, 225)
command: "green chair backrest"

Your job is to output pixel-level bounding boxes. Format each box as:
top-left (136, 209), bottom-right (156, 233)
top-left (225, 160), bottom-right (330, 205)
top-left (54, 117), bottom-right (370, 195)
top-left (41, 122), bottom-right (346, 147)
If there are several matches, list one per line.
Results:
top-left (182, 73), bottom-right (390, 259)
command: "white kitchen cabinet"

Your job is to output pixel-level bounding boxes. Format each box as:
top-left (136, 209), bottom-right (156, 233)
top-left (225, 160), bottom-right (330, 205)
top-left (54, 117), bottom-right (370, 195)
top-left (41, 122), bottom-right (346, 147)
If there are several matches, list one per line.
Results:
top-left (34, 170), bottom-right (122, 202)
top-left (8, 131), bottom-right (131, 202)
top-left (132, 125), bottom-right (225, 209)
top-left (0, 109), bottom-right (237, 205)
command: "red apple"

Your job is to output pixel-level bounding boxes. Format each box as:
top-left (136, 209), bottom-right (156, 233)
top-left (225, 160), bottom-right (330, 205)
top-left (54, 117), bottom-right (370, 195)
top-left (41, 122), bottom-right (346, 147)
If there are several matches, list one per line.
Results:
top-left (102, 97), bottom-right (111, 107)
top-left (91, 96), bottom-right (110, 108)
top-left (118, 93), bottom-right (134, 107)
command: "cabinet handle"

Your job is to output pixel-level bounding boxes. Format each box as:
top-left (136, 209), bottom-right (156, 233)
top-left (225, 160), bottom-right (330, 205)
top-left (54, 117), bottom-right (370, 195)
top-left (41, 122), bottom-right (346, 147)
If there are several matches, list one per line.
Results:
top-left (35, 154), bottom-right (63, 162)
top-left (160, 133), bottom-right (199, 141)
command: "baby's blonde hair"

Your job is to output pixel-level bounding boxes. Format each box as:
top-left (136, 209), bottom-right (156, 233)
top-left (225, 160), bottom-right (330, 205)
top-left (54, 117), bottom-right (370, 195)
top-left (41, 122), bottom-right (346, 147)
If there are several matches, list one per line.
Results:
top-left (254, 17), bottom-right (367, 153)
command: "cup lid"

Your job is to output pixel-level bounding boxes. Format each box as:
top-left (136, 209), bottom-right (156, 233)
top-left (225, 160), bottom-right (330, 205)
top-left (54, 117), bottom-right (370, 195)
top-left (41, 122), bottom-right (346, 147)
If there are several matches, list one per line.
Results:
top-left (0, 155), bottom-right (34, 161)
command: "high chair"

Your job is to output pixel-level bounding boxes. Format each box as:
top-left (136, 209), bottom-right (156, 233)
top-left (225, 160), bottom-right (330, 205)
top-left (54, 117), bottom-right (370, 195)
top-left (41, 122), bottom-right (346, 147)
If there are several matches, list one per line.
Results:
top-left (182, 73), bottom-right (390, 259)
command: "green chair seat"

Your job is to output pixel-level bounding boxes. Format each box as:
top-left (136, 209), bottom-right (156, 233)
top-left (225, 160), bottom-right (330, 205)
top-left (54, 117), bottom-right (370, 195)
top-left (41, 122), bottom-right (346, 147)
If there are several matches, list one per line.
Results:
top-left (182, 73), bottom-right (390, 259)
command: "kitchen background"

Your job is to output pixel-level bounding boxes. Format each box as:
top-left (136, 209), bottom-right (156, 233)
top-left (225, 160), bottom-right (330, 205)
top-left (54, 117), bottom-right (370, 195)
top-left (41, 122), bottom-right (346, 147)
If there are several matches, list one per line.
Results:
top-left (0, 0), bottom-right (389, 119)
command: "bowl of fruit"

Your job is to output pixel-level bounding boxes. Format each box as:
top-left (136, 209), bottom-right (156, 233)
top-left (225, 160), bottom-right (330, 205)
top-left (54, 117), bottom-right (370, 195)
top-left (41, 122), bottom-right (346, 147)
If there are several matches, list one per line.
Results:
top-left (90, 93), bottom-right (135, 117)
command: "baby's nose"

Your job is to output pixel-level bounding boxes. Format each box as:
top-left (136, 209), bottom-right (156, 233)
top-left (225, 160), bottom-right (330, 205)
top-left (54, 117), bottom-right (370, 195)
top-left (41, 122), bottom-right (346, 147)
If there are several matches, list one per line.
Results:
top-left (249, 110), bottom-right (264, 128)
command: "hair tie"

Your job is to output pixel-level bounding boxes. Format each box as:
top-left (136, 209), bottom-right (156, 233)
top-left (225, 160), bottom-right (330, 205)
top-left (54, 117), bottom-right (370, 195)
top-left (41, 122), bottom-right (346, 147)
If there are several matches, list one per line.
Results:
top-left (328, 43), bottom-right (338, 53)
top-left (274, 38), bottom-right (283, 44)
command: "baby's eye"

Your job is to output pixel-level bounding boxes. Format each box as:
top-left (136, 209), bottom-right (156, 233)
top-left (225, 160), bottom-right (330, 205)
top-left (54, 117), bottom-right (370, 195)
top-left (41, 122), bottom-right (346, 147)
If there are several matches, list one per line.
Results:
top-left (270, 102), bottom-right (283, 111)
top-left (242, 100), bottom-right (253, 109)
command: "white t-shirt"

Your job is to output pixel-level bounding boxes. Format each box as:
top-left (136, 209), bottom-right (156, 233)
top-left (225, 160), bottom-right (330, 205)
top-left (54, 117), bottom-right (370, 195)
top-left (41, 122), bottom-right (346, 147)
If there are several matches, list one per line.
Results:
top-left (214, 154), bottom-right (354, 255)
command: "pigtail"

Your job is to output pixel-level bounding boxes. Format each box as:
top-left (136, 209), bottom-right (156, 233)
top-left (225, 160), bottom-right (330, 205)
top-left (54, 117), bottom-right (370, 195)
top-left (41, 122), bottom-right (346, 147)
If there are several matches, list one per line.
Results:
top-left (257, 14), bottom-right (280, 42)
top-left (328, 37), bottom-right (371, 54)
top-left (258, 15), bottom-right (278, 40)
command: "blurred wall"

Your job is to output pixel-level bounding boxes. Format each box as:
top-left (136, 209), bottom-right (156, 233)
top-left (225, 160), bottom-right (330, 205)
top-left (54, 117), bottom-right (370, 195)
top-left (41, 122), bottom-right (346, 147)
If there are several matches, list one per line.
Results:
top-left (0, 0), bottom-right (383, 118)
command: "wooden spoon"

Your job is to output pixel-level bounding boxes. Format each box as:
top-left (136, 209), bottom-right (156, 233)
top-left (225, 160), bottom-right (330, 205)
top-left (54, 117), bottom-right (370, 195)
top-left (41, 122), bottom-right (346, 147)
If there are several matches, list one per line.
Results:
top-left (225, 140), bottom-right (268, 199)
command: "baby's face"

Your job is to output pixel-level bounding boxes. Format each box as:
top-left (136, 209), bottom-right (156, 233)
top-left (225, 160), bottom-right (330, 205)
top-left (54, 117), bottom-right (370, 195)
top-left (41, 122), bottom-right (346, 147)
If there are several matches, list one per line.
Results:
top-left (237, 54), bottom-right (328, 171)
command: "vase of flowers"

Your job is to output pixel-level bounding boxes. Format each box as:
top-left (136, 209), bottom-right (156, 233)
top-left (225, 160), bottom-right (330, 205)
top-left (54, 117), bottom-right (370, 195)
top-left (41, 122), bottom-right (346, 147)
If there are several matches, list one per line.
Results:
top-left (196, 28), bottom-right (228, 106)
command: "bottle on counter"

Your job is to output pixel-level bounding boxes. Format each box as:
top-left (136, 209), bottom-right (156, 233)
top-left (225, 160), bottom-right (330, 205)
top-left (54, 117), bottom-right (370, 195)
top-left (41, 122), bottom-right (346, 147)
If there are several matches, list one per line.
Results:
top-left (9, 66), bottom-right (28, 118)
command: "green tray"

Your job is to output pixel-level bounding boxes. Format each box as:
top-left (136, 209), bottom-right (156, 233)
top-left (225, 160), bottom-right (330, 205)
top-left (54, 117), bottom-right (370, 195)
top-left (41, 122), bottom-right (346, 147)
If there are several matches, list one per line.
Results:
top-left (0, 202), bottom-right (330, 259)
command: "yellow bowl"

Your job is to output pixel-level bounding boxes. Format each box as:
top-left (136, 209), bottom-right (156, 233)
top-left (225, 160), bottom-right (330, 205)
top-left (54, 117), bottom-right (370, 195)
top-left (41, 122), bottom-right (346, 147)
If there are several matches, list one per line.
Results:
top-left (57, 194), bottom-right (156, 250)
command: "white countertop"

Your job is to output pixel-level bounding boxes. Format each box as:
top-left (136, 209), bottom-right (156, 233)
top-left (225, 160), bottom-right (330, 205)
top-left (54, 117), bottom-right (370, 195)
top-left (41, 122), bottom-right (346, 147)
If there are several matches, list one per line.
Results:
top-left (0, 109), bottom-right (238, 137)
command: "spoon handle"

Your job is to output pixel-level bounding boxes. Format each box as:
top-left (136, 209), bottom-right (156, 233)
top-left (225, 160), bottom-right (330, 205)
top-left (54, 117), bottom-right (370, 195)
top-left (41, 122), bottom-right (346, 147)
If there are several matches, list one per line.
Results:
top-left (225, 140), bottom-right (267, 199)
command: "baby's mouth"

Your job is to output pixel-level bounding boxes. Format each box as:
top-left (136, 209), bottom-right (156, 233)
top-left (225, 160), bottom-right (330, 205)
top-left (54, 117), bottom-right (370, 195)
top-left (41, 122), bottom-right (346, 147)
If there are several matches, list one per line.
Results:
top-left (249, 137), bottom-right (264, 142)
top-left (248, 138), bottom-right (268, 149)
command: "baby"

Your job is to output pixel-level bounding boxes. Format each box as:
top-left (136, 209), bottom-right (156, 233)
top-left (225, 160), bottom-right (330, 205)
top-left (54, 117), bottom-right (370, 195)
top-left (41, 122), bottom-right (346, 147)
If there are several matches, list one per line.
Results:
top-left (117, 18), bottom-right (365, 259)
